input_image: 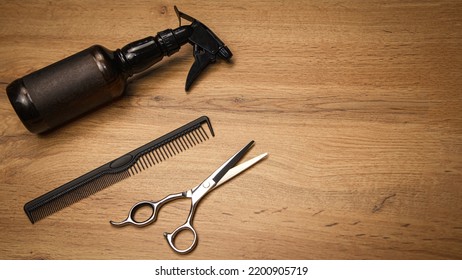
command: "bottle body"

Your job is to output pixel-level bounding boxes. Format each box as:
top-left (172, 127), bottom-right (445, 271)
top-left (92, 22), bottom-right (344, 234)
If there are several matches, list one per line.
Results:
top-left (7, 45), bottom-right (126, 133)
top-left (6, 26), bottom-right (192, 134)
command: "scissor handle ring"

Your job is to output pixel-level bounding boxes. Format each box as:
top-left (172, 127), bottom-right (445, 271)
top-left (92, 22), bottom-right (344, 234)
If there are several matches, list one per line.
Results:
top-left (110, 201), bottom-right (158, 227)
top-left (110, 193), bottom-right (185, 227)
top-left (128, 201), bottom-right (158, 225)
top-left (164, 222), bottom-right (198, 254)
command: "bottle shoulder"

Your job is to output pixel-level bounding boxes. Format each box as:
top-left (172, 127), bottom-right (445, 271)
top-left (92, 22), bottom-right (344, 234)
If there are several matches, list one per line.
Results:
top-left (87, 45), bottom-right (128, 82)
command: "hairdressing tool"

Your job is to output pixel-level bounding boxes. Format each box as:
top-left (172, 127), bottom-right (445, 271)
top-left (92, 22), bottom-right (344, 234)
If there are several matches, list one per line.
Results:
top-left (111, 140), bottom-right (268, 254)
top-left (24, 116), bottom-right (214, 224)
top-left (7, 6), bottom-right (232, 133)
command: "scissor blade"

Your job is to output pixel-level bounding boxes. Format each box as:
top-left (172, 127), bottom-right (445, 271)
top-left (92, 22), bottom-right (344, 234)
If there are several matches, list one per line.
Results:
top-left (211, 140), bottom-right (255, 184)
top-left (215, 153), bottom-right (268, 188)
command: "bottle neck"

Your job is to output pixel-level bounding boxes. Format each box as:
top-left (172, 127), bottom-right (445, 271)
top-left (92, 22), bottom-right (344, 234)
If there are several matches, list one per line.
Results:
top-left (115, 25), bottom-right (193, 76)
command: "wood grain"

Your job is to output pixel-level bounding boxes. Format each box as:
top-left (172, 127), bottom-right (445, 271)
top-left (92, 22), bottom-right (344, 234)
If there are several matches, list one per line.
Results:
top-left (0, 0), bottom-right (461, 259)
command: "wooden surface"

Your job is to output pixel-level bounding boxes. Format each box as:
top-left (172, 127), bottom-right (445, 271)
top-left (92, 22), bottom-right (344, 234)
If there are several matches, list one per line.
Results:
top-left (0, 0), bottom-right (461, 260)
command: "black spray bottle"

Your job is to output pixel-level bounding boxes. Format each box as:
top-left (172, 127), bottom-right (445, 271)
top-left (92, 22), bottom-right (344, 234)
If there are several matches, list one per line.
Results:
top-left (6, 6), bottom-right (232, 133)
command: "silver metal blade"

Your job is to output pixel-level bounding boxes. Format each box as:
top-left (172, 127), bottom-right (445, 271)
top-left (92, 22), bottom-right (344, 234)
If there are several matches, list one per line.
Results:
top-left (214, 153), bottom-right (268, 188)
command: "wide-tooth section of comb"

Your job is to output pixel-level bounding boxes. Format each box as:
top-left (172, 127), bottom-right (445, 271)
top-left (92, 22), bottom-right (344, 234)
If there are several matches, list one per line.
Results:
top-left (128, 121), bottom-right (212, 176)
top-left (24, 116), bottom-right (214, 224)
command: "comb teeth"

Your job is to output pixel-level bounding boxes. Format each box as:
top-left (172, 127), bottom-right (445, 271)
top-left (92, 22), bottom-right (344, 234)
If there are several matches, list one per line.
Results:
top-left (24, 116), bottom-right (214, 224)
top-left (128, 125), bottom-right (210, 176)
top-left (27, 172), bottom-right (131, 223)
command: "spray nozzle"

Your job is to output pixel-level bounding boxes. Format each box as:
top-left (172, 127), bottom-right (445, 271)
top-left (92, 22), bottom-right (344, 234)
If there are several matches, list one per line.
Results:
top-left (174, 6), bottom-right (233, 91)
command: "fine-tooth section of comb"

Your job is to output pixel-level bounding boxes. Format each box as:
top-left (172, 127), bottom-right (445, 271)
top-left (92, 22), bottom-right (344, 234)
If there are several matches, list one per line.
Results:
top-left (24, 116), bottom-right (214, 224)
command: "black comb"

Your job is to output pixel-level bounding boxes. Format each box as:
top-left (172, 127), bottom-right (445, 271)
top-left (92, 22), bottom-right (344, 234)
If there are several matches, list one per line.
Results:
top-left (24, 116), bottom-right (214, 224)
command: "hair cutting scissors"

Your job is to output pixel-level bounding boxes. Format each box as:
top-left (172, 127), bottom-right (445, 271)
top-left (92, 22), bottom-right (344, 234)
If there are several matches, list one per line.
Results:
top-left (110, 140), bottom-right (267, 254)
